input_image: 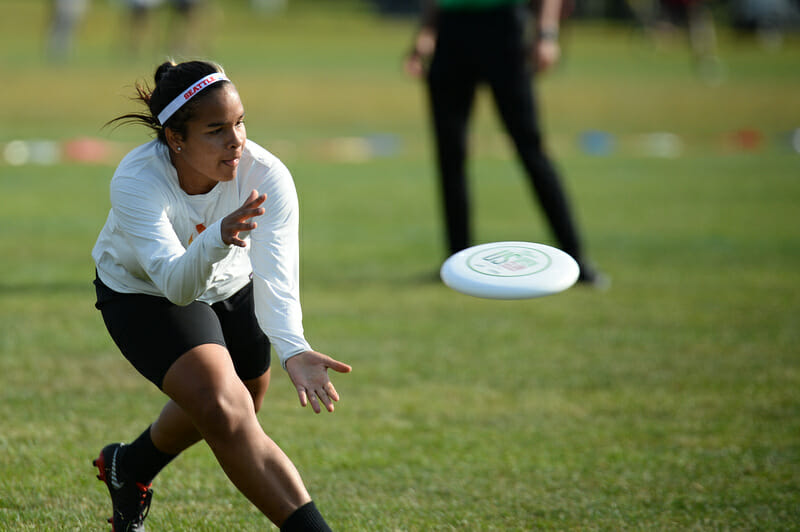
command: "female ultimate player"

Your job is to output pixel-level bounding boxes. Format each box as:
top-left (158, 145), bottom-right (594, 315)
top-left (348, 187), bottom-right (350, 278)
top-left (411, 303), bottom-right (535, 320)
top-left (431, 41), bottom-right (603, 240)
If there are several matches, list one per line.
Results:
top-left (91, 60), bottom-right (351, 531)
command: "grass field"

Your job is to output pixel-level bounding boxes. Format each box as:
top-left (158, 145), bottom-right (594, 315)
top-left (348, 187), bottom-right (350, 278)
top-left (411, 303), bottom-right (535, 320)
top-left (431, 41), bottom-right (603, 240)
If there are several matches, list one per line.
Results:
top-left (1, 0), bottom-right (799, 530)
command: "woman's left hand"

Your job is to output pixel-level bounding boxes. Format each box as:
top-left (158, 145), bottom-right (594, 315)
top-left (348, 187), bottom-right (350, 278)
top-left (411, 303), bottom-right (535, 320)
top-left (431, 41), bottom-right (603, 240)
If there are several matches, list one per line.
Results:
top-left (286, 351), bottom-right (352, 413)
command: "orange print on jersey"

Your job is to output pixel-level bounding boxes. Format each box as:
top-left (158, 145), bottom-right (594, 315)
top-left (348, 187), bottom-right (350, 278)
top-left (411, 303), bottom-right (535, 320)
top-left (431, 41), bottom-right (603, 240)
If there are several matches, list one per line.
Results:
top-left (188, 223), bottom-right (207, 245)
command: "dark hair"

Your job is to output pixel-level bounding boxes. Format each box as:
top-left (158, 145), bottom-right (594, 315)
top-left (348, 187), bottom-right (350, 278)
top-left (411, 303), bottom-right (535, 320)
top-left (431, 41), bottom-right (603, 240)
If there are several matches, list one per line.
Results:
top-left (106, 60), bottom-right (230, 144)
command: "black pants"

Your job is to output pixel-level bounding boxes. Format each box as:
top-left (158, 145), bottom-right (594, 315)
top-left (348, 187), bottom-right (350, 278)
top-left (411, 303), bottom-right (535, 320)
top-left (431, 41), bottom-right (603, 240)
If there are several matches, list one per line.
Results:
top-left (427, 4), bottom-right (584, 263)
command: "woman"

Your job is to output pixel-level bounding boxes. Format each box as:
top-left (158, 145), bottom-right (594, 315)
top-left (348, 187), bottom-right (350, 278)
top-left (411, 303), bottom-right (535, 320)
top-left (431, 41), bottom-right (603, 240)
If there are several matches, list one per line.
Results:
top-left (91, 60), bottom-right (351, 531)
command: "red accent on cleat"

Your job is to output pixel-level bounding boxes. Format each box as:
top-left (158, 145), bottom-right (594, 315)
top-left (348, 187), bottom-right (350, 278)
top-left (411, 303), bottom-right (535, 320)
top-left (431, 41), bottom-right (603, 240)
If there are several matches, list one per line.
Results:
top-left (94, 453), bottom-right (108, 482)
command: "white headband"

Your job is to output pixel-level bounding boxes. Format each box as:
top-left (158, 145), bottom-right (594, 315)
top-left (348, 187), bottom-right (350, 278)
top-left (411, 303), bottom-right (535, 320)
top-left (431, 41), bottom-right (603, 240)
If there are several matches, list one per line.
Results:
top-left (157, 72), bottom-right (230, 126)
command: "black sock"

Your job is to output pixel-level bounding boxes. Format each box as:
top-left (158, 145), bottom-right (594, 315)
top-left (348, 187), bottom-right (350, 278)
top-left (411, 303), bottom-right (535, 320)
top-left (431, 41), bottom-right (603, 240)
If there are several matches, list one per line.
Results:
top-left (119, 425), bottom-right (178, 486)
top-left (280, 501), bottom-right (332, 532)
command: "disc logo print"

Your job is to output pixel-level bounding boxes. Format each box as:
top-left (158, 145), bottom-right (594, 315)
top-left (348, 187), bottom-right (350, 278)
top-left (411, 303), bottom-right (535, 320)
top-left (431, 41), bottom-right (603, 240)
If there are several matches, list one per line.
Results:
top-left (467, 245), bottom-right (551, 277)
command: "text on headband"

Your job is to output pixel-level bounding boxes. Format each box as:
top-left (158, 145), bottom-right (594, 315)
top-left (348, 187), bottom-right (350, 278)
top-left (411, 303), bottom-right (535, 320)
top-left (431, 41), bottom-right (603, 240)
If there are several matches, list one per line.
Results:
top-left (157, 73), bottom-right (230, 126)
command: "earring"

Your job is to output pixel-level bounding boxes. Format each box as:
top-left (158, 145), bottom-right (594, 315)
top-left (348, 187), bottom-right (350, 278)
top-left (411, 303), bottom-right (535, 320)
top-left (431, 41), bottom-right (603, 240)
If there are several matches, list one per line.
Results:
top-left (176, 146), bottom-right (182, 152)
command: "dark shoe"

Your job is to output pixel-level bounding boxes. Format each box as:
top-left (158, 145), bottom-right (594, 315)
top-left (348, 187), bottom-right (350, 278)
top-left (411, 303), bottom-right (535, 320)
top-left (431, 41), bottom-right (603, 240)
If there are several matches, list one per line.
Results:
top-left (577, 264), bottom-right (611, 290)
top-left (93, 443), bottom-right (153, 532)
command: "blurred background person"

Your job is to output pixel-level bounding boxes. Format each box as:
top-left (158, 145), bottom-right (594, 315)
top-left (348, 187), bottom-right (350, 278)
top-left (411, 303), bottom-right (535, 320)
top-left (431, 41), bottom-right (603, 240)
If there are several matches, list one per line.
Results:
top-left (165, 0), bottom-right (206, 56)
top-left (47, 0), bottom-right (89, 62)
top-left (119, 0), bottom-right (208, 59)
top-left (627, 0), bottom-right (722, 82)
top-left (122, 0), bottom-right (164, 57)
top-left (729, 0), bottom-right (800, 48)
top-left (405, 0), bottom-right (607, 287)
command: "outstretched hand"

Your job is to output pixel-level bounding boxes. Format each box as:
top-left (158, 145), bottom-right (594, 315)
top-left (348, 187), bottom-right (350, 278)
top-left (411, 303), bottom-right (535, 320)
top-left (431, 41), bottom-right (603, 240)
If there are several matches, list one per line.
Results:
top-left (286, 351), bottom-right (352, 413)
top-left (221, 189), bottom-right (266, 247)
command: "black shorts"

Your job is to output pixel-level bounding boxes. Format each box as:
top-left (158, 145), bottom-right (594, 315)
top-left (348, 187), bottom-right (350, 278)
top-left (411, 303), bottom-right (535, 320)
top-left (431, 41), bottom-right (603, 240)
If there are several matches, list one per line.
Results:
top-left (94, 276), bottom-right (271, 389)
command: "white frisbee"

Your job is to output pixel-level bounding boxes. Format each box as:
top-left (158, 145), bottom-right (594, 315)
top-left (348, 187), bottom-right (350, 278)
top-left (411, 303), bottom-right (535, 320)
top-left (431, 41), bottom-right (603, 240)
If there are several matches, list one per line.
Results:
top-left (440, 241), bottom-right (580, 299)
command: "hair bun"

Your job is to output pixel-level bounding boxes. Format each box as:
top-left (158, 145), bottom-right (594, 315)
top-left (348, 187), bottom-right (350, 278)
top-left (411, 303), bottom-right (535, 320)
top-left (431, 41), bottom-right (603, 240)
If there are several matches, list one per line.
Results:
top-left (154, 61), bottom-right (178, 84)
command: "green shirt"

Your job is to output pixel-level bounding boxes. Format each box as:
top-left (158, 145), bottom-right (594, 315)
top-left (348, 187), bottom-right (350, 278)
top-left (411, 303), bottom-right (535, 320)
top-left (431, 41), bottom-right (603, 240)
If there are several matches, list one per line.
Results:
top-left (437, 0), bottom-right (526, 10)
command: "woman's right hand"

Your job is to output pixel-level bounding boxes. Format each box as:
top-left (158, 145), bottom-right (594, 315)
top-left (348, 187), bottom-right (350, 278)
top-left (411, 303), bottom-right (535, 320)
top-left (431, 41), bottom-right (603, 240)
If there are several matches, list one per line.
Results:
top-left (221, 189), bottom-right (266, 247)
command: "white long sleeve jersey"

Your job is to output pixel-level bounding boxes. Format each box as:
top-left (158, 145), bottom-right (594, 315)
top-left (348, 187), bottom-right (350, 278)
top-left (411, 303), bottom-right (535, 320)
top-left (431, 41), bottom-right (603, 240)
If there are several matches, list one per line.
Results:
top-left (92, 140), bottom-right (311, 367)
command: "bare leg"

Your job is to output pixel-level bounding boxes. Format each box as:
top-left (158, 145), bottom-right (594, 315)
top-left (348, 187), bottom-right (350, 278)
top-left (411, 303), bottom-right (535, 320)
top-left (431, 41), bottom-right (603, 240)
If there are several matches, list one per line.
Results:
top-left (151, 368), bottom-right (271, 455)
top-left (161, 344), bottom-right (309, 526)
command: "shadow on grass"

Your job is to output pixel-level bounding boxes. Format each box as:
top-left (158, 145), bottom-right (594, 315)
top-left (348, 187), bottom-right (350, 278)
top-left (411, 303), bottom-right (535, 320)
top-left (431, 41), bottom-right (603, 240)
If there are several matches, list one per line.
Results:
top-left (306, 267), bottom-right (444, 291)
top-left (0, 280), bottom-right (94, 296)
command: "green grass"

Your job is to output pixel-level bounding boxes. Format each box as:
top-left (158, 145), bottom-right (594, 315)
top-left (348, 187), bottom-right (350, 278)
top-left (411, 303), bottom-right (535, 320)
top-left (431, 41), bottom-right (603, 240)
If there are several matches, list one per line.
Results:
top-left (1, 0), bottom-right (799, 530)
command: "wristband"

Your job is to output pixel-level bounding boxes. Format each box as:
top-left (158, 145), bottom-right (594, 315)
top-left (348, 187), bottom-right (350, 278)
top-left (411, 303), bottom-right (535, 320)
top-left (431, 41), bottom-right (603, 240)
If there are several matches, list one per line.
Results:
top-left (537, 28), bottom-right (559, 41)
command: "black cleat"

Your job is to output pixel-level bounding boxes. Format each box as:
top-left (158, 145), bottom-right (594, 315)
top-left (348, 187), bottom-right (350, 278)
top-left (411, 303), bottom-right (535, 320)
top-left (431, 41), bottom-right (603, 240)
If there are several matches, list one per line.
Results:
top-left (93, 443), bottom-right (153, 532)
top-left (577, 263), bottom-right (611, 290)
